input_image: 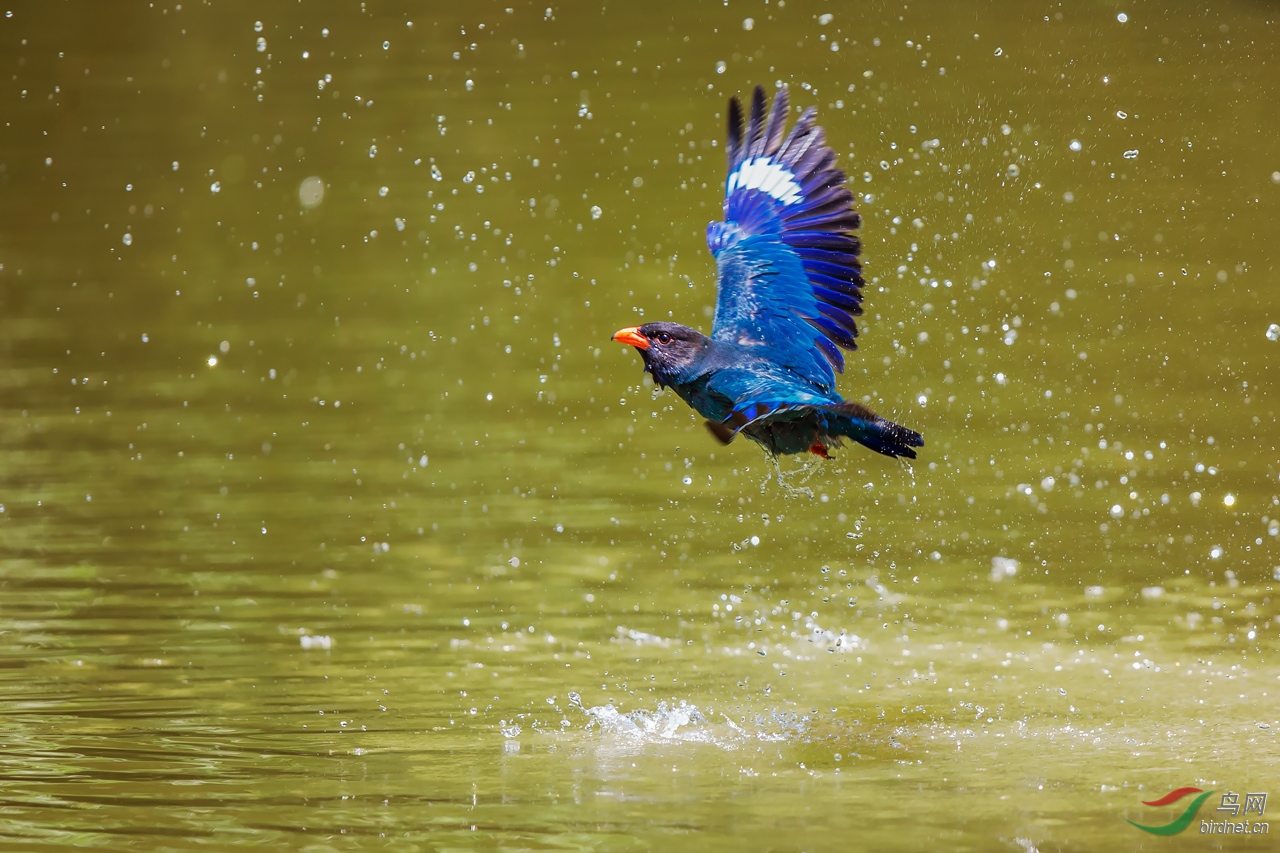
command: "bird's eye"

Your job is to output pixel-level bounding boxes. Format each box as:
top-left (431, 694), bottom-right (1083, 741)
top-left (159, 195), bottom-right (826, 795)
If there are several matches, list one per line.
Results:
top-left (655, 332), bottom-right (672, 345)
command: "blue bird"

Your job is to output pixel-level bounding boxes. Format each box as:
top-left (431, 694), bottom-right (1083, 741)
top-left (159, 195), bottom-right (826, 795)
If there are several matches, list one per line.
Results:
top-left (612, 85), bottom-right (923, 460)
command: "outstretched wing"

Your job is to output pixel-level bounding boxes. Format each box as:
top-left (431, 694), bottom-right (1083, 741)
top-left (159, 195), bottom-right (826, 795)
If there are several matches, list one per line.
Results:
top-left (705, 85), bottom-right (864, 392)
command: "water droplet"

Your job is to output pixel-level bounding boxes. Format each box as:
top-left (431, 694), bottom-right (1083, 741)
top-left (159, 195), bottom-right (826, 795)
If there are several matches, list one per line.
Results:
top-left (256, 37), bottom-right (266, 53)
top-left (1109, 504), bottom-right (1124, 519)
top-left (378, 185), bottom-right (388, 197)
top-left (121, 232), bottom-right (132, 246)
top-left (991, 556), bottom-right (1019, 580)
top-left (1123, 149), bottom-right (1139, 159)
top-left (210, 181), bottom-right (221, 193)
top-left (590, 205), bottom-right (602, 220)
top-left (1266, 323), bottom-right (1280, 341)
top-left (298, 176), bottom-right (324, 208)
top-left (743, 17), bottom-right (754, 30)
top-left (1117, 12), bottom-right (1129, 23)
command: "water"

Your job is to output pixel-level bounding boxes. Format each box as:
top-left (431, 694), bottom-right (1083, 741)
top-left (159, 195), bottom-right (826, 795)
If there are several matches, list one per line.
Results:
top-left (2, 3), bottom-right (1278, 849)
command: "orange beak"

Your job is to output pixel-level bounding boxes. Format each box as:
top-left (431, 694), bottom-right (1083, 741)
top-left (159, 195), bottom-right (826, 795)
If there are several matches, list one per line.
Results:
top-left (611, 326), bottom-right (649, 349)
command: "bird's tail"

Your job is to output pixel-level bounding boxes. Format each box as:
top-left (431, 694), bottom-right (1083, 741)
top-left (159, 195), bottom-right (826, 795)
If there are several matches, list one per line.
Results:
top-left (824, 400), bottom-right (923, 459)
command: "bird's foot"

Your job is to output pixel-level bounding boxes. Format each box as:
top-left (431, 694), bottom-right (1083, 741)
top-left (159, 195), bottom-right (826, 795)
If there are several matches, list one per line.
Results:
top-left (807, 442), bottom-right (830, 458)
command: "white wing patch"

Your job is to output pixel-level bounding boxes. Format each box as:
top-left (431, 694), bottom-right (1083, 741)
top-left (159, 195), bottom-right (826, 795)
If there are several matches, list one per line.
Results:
top-left (725, 157), bottom-right (803, 205)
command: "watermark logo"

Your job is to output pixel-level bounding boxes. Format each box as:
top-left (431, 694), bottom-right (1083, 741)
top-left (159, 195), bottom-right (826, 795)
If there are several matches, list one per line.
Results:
top-left (1127, 787), bottom-right (1269, 836)
top-left (1127, 787), bottom-right (1215, 836)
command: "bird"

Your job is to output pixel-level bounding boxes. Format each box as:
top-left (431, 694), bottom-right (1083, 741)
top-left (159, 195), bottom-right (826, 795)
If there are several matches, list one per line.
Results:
top-left (611, 85), bottom-right (923, 460)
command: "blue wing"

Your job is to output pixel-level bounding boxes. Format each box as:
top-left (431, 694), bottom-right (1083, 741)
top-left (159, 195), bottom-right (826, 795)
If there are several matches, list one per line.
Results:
top-left (706, 85), bottom-right (864, 392)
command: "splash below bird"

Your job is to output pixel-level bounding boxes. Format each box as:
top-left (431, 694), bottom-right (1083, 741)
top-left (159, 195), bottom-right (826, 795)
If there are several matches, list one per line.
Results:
top-left (611, 85), bottom-right (923, 460)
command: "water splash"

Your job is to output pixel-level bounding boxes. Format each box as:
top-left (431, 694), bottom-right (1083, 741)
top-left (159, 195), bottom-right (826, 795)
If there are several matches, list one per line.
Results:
top-left (802, 618), bottom-right (866, 652)
top-left (570, 693), bottom-right (708, 740)
top-left (561, 693), bottom-right (806, 750)
top-left (762, 453), bottom-right (819, 497)
top-left (613, 625), bottom-right (674, 646)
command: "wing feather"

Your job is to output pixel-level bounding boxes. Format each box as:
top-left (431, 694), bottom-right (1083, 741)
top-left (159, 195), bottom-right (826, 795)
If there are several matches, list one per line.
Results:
top-left (804, 314), bottom-right (858, 350)
top-left (707, 85), bottom-right (866, 386)
top-left (761, 86), bottom-right (790, 155)
top-left (726, 96), bottom-right (745, 172)
top-left (744, 86), bottom-right (767, 158)
top-left (806, 272), bottom-right (863, 296)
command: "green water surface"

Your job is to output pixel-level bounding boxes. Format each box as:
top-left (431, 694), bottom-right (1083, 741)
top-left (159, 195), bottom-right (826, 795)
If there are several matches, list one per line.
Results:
top-left (1, 2), bottom-right (1278, 850)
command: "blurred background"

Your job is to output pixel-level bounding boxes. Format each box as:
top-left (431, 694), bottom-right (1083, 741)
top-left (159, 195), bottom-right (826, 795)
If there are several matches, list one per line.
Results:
top-left (1, 1), bottom-right (1278, 848)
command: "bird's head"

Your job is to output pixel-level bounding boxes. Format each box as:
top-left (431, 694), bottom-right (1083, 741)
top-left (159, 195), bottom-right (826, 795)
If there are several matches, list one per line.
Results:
top-left (611, 321), bottom-right (710, 388)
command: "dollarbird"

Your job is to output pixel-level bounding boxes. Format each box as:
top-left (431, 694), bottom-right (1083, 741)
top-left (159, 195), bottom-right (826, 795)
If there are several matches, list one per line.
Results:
top-left (611, 85), bottom-right (923, 459)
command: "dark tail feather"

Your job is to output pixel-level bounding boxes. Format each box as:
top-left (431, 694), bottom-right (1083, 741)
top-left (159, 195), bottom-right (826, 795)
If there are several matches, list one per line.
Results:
top-left (826, 401), bottom-right (923, 460)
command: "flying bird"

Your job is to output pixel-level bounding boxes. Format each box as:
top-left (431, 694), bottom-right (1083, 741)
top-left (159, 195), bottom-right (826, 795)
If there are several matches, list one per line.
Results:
top-left (611, 85), bottom-right (923, 459)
